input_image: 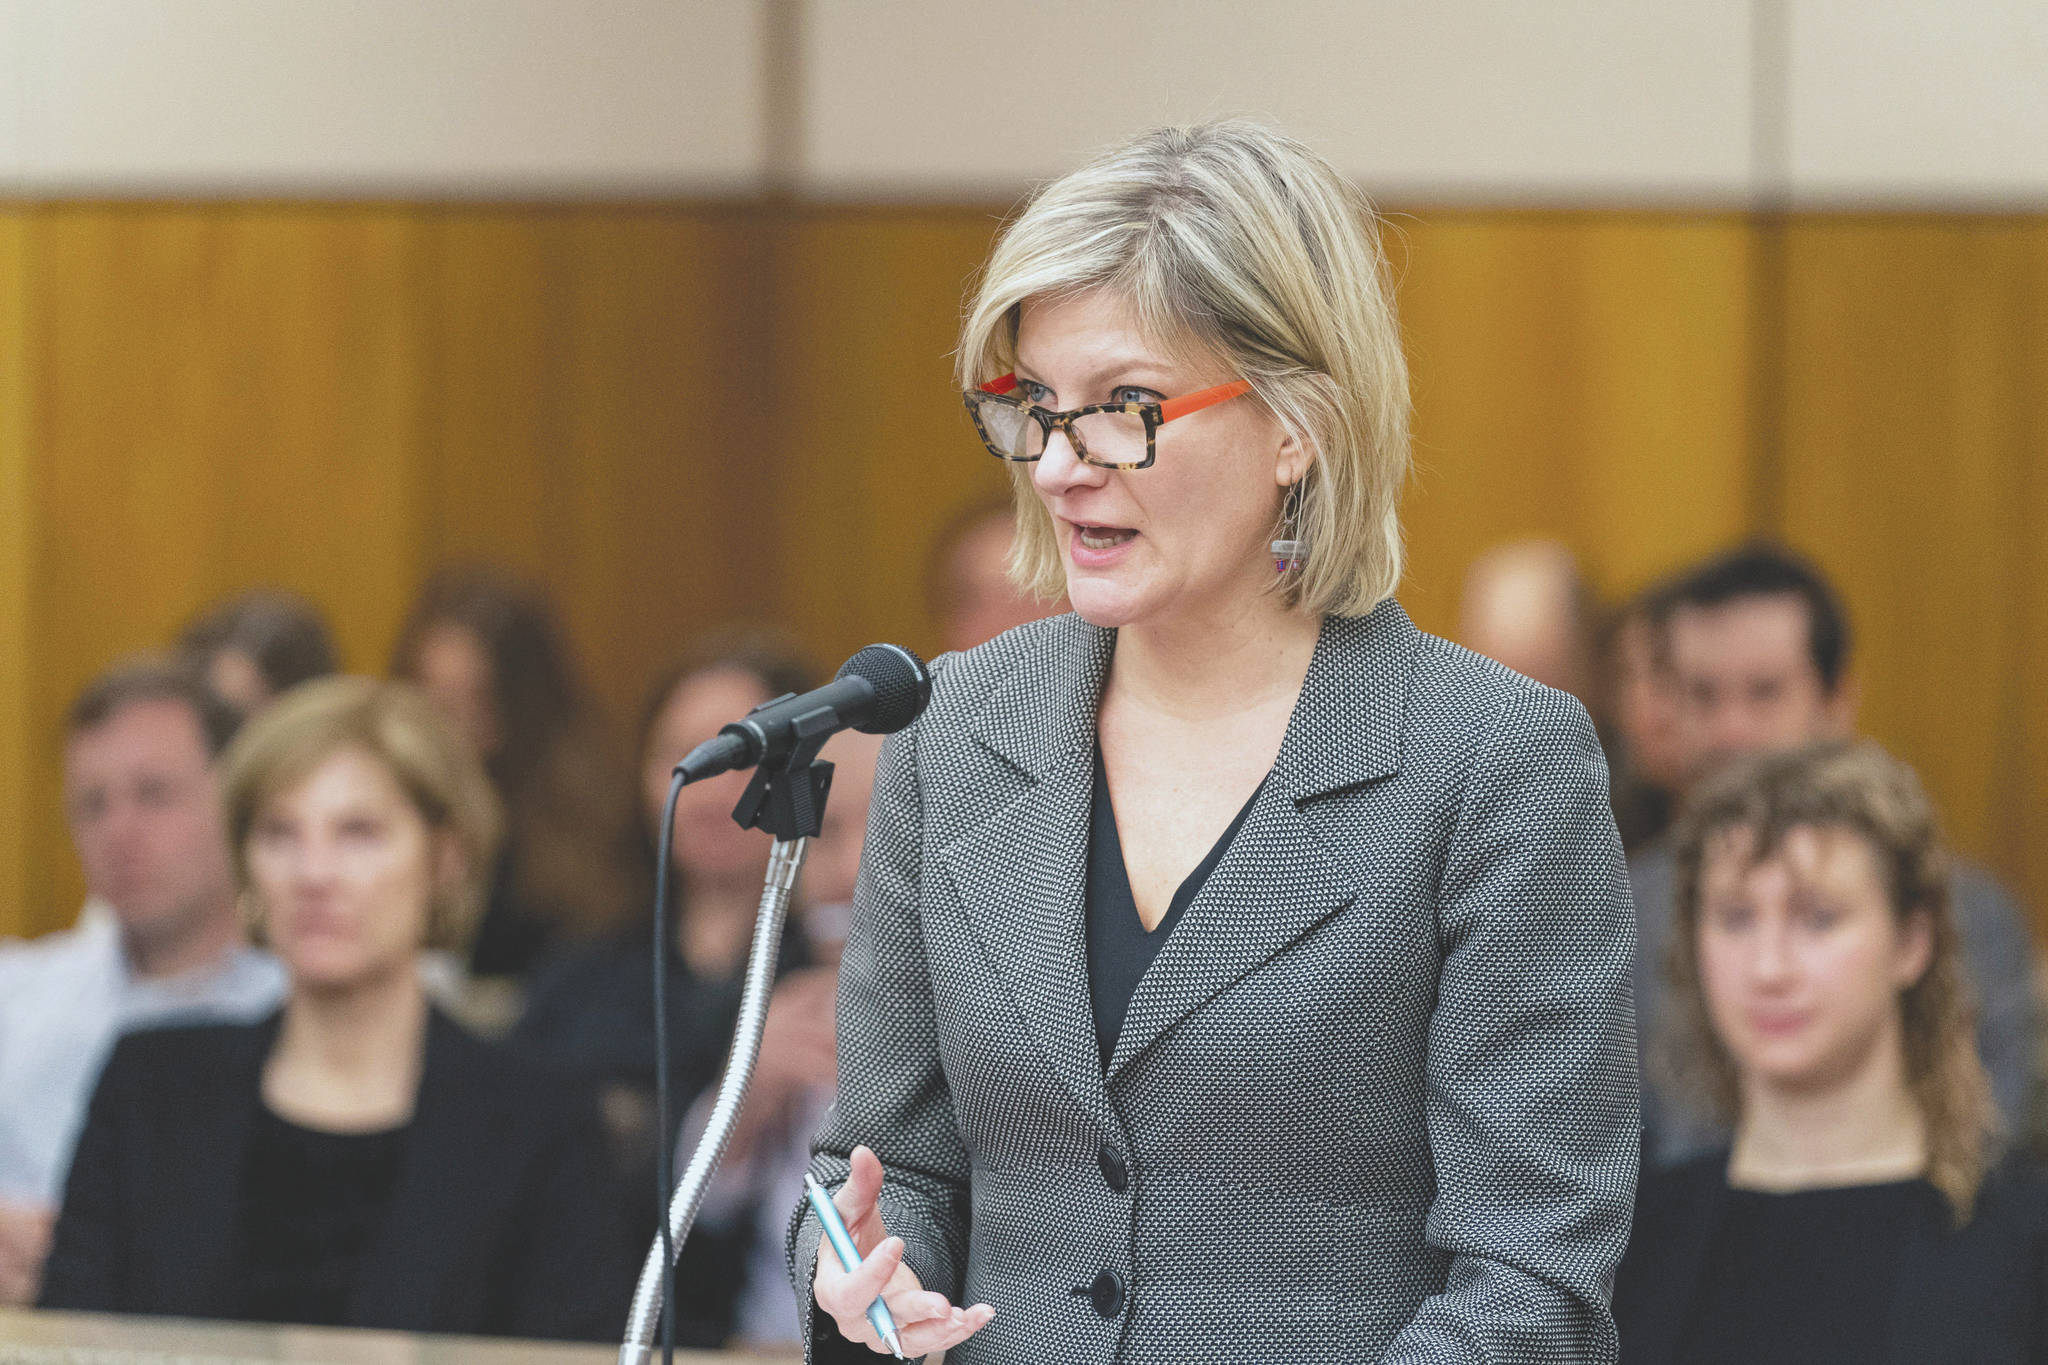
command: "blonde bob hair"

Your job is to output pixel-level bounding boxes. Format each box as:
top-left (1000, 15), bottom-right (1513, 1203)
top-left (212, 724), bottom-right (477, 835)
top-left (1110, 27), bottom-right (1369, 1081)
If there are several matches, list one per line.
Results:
top-left (220, 676), bottom-right (504, 953)
top-left (957, 118), bottom-right (1410, 617)
top-left (1658, 740), bottom-right (1998, 1222)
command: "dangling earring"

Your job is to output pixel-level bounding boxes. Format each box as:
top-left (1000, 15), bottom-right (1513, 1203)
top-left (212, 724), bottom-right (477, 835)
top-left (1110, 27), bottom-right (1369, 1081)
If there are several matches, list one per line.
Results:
top-left (1271, 479), bottom-right (1307, 574)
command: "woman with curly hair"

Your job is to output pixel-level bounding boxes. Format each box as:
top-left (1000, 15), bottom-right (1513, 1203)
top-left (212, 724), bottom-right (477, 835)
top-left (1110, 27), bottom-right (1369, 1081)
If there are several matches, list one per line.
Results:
top-left (1617, 739), bottom-right (2048, 1364)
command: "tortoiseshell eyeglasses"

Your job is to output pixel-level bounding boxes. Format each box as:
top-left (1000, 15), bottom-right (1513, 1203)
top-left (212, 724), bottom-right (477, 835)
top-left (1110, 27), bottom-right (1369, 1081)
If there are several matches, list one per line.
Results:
top-left (962, 373), bottom-right (1254, 471)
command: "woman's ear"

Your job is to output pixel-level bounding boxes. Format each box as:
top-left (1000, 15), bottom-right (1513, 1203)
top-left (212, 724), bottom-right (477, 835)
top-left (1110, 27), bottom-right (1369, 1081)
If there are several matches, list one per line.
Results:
top-left (1893, 907), bottom-right (1935, 991)
top-left (1274, 425), bottom-right (1314, 491)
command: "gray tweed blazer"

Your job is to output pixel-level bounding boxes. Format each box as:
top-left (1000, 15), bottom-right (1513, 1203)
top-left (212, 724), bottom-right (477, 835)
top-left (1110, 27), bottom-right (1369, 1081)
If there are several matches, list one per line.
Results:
top-left (788, 601), bottom-right (1639, 1364)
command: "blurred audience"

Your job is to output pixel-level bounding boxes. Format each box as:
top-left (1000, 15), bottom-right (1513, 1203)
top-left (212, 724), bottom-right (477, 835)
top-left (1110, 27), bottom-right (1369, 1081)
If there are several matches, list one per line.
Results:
top-left (1616, 741), bottom-right (2047, 1364)
top-left (16, 531), bottom-right (2045, 1347)
top-left (926, 498), bottom-right (1056, 655)
top-left (1453, 538), bottom-right (1596, 701)
top-left (391, 566), bottom-right (637, 978)
top-left (1602, 586), bottom-right (1688, 853)
top-left (511, 630), bottom-right (817, 1346)
top-left (177, 589), bottom-right (340, 719)
top-left (0, 661), bottom-right (284, 1306)
top-left (685, 726), bottom-right (884, 1350)
top-left (1632, 543), bottom-right (2037, 1162)
top-left (39, 678), bottom-right (627, 1338)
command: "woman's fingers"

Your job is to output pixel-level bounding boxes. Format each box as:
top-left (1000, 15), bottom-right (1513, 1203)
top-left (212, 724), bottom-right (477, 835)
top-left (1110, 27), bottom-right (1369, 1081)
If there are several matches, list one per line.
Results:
top-left (810, 1150), bottom-right (990, 1355)
top-left (898, 1302), bottom-right (995, 1357)
top-left (816, 1234), bottom-right (993, 1357)
top-left (879, 1286), bottom-right (954, 1325)
top-left (818, 1234), bottom-right (906, 1328)
top-left (837, 1145), bottom-right (887, 1245)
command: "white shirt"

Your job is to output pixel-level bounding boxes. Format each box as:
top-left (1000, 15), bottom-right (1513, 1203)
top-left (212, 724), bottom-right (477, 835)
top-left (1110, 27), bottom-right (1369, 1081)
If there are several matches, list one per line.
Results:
top-left (0, 902), bottom-right (286, 1206)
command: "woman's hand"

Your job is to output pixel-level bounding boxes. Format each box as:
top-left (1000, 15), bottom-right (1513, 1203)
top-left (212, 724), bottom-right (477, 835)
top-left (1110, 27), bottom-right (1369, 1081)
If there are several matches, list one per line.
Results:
top-left (811, 1146), bottom-right (993, 1356)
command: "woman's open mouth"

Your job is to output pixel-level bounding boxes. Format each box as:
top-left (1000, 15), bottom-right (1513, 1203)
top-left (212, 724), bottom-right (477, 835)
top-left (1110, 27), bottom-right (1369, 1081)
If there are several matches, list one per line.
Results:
top-left (1074, 524), bottom-right (1137, 551)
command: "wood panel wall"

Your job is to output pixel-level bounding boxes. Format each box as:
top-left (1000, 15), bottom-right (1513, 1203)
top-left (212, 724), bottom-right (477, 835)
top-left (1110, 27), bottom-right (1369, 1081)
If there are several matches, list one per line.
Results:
top-left (1, 203), bottom-right (2043, 941)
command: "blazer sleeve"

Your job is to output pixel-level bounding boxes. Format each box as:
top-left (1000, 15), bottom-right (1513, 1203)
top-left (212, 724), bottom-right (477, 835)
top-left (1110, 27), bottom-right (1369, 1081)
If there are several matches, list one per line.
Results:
top-left (36, 1036), bottom-right (139, 1312)
top-left (786, 710), bottom-right (973, 1364)
top-left (1382, 684), bottom-right (1640, 1365)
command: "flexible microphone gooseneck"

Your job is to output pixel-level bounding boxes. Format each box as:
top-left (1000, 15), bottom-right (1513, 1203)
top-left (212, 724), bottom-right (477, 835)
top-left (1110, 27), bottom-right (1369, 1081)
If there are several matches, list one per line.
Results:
top-left (626, 643), bottom-right (931, 1365)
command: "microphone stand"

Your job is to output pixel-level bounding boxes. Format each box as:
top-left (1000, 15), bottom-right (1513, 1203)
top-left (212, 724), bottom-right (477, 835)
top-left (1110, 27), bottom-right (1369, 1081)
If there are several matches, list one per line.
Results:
top-left (618, 722), bottom-right (837, 1365)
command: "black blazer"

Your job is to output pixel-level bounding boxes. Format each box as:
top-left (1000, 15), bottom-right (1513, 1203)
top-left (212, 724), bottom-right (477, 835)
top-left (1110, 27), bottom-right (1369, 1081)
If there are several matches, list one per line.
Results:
top-left (39, 1007), bottom-right (631, 1341)
top-left (1615, 1151), bottom-right (2048, 1364)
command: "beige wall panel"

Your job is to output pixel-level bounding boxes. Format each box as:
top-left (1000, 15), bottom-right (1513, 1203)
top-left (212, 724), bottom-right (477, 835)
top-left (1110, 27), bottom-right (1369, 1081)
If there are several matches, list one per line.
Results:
top-left (1778, 219), bottom-right (2047, 926)
top-left (1393, 212), bottom-right (1754, 635)
top-left (419, 207), bottom-right (777, 728)
top-left (6, 0), bottom-right (762, 194)
top-left (765, 209), bottom-right (1017, 665)
top-left (20, 205), bottom-right (431, 931)
top-left (1787, 0), bottom-right (2048, 204)
top-left (800, 0), bottom-right (1752, 200)
top-left (0, 1), bottom-right (25, 186)
top-left (2017, 236), bottom-right (2048, 940)
top-left (6, 199), bottom-right (2044, 949)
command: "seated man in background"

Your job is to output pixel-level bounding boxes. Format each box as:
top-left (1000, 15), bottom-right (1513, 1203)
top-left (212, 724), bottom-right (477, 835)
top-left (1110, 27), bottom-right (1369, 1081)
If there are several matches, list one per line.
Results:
top-left (1633, 544), bottom-right (2037, 1163)
top-left (0, 661), bottom-right (285, 1305)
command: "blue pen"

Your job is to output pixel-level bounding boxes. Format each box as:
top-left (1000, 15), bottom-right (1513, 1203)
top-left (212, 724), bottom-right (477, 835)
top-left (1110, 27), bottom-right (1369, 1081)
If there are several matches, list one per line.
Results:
top-left (805, 1172), bottom-right (907, 1359)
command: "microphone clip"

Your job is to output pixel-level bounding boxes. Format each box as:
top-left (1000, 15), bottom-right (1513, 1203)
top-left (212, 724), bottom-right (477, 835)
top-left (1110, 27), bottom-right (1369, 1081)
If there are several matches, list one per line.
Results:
top-left (728, 706), bottom-right (838, 841)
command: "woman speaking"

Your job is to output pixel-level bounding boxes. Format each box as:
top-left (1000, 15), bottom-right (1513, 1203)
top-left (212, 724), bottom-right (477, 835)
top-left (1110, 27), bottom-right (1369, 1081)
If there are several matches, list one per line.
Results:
top-left (794, 120), bottom-right (1638, 1364)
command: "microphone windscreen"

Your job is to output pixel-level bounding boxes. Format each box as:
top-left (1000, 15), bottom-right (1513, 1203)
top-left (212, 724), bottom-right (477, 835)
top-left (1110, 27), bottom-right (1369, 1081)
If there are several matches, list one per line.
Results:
top-left (837, 644), bottom-right (932, 735)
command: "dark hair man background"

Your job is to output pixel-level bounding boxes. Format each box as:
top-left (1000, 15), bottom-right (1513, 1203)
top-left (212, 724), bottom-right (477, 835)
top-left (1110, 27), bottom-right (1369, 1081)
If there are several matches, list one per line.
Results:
top-left (1633, 543), bottom-right (2037, 1164)
top-left (0, 661), bottom-right (285, 1304)
top-left (176, 588), bottom-right (340, 719)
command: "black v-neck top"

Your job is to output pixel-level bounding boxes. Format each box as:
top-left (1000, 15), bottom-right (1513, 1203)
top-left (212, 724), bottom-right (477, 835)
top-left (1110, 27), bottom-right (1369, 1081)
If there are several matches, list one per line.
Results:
top-left (239, 1105), bottom-right (411, 1326)
top-left (1086, 745), bottom-right (1264, 1070)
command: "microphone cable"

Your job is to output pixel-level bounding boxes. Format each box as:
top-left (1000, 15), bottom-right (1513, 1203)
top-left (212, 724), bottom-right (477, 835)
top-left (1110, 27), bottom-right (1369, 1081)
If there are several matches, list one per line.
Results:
top-left (652, 767), bottom-right (688, 1365)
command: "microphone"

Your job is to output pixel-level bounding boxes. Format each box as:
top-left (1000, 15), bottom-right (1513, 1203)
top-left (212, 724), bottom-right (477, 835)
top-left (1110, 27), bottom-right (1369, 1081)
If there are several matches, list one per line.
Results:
top-left (676, 642), bottom-right (931, 783)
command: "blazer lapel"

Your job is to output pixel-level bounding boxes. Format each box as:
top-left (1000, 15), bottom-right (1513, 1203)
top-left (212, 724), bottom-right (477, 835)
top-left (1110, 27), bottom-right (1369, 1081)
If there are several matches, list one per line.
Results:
top-left (154, 1019), bottom-right (274, 1317)
top-left (939, 616), bottom-right (1119, 1134)
top-left (1105, 790), bottom-right (1356, 1079)
top-left (1106, 603), bottom-right (1419, 1082)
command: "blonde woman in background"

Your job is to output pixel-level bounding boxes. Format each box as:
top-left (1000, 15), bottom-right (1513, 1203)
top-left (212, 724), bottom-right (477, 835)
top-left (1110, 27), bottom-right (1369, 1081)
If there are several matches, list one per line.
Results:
top-left (1616, 741), bottom-right (2048, 1364)
top-left (796, 119), bottom-right (1637, 1365)
top-left (41, 678), bottom-right (628, 1339)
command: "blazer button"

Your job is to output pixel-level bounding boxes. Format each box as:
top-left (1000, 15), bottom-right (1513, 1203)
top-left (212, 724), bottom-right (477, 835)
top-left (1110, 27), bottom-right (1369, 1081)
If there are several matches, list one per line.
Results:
top-left (1097, 1143), bottom-right (1128, 1193)
top-left (1089, 1269), bottom-right (1125, 1319)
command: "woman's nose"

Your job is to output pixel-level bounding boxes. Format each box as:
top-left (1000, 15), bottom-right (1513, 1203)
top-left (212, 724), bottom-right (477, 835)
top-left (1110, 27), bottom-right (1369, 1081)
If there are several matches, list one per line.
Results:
top-left (1749, 921), bottom-right (1796, 983)
top-left (1032, 427), bottom-right (1106, 497)
top-left (287, 837), bottom-right (342, 885)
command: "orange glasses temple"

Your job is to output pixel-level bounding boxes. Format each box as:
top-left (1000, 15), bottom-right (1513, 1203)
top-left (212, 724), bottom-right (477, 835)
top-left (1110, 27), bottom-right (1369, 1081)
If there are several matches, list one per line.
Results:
top-left (979, 373), bottom-right (1251, 423)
